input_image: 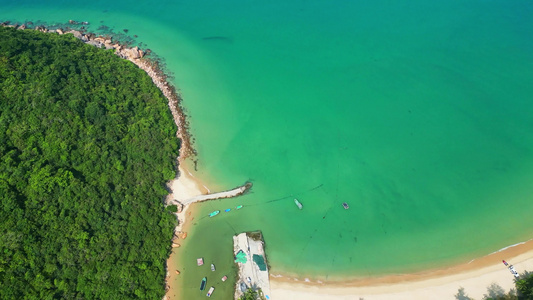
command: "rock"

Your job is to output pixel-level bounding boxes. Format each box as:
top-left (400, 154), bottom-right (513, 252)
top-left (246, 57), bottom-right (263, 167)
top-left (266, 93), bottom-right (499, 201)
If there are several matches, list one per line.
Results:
top-left (56, 28), bottom-right (64, 35)
top-left (126, 48), bottom-right (140, 59)
top-left (177, 204), bottom-right (184, 213)
top-left (174, 231), bottom-right (187, 239)
top-left (175, 270), bottom-right (180, 275)
top-left (138, 49), bottom-right (145, 58)
top-left (172, 243), bottom-right (181, 248)
top-left (66, 30), bottom-right (82, 39)
top-left (17, 24), bottom-right (26, 30)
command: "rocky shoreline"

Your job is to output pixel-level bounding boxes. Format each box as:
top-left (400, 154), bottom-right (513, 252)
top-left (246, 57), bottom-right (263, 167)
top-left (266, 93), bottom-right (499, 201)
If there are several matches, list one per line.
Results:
top-left (0, 20), bottom-right (196, 161)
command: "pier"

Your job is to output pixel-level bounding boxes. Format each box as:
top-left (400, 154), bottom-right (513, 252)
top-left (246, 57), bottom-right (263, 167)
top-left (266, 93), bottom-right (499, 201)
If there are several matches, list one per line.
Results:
top-left (233, 231), bottom-right (271, 300)
top-left (168, 182), bottom-right (252, 206)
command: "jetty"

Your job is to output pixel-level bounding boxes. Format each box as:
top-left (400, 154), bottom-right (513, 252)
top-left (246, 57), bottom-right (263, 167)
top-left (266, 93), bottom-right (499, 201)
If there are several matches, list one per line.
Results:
top-left (233, 231), bottom-right (271, 300)
top-left (168, 182), bottom-right (252, 206)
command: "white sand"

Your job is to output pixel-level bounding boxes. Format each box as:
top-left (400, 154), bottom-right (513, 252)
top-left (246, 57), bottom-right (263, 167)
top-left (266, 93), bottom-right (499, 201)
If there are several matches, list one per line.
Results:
top-left (270, 248), bottom-right (533, 300)
top-left (165, 163), bottom-right (533, 300)
top-left (166, 164), bottom-right (208, 232)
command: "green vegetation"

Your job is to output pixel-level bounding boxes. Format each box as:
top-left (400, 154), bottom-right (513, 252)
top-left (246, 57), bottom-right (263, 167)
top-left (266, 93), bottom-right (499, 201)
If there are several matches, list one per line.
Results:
top-left (0, 26), bottom-right (178, 299)
top-left (516, 272), bottom-right (533, 299)
top-left (239, 288), bottom-right (266, 300)
top-left (455, 272), bottom-right (533, 300)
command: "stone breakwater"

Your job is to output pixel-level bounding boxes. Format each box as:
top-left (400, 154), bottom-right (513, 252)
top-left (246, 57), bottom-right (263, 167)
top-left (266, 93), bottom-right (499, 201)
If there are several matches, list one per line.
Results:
top-left (0, 21), bottom-right (195, 161)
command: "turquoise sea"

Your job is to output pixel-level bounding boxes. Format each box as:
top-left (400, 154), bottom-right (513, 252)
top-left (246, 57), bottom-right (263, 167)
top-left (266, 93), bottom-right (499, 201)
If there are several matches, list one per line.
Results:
top-left (3, 1), bottom-right (533, 298)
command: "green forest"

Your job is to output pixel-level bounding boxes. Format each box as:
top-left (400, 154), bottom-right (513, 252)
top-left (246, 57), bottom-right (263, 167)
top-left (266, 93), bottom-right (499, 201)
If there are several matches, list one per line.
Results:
top-left (0, 26), bottom-right (179, 299)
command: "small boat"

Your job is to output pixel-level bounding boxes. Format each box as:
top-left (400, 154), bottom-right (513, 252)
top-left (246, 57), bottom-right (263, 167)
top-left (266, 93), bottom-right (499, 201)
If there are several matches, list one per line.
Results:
top-left (211, 263), bottom-right (216, 271)
top-left (224, 208), bottom-right (231, 212)
top-left (206, 286), bottom-right (215, 297)
top-left (200, 277), bottom-right (207, 291)
top-left (221, 275), bottom-right (227, 282)
top-left (342, 202), bottom-right (349, 209)
top-left (197, 258), bottom-right (204, 266)
top-left (294, 198), bottom-right (303, 210)
top-left (209, 210), bottom-right (220, 217)
top-left (236, 205), bottom-right (243, 209)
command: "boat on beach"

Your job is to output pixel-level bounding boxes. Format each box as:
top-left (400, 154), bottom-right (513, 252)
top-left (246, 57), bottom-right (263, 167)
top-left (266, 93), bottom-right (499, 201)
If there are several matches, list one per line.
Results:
top-left (209, 210), bottom-right (220, 217)
top-left (206, 286), bottom-right (215, 297)
top-left (342, 202), bottom-right (349, 209)
top-left (200, 277), bottom-right (207, 291)
top-left (294, 198), bottom-right (303, 210)
top-left (211, 263), bottom-right (216, 271)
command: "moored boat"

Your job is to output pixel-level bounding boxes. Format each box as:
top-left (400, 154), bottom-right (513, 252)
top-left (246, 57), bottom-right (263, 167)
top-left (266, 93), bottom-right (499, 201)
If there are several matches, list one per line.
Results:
top-left (209, 210), bottom-right (220, 217)
top-left (294, 198), bottom-right (303, 210)
top-left (224, 208), bottom-right (231, 212)
top-left (197, 258), bottom-right (204, 266)
top-left (211, 263), bottom-right (216, 271)
top-left (200, 277), bottom-right (207, 291)
top-left (236, 205), bottom-right (243, 209)
top-left (221, 275), bottom-right (227, 282)
top-left (206, 286), bottom-right (215, 297)
top-left (342, 202), bottom-right (349, 209)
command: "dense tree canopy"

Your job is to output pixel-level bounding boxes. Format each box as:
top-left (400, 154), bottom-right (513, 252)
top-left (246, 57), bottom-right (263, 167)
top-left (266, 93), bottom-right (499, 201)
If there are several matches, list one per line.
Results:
top-left (0, 26), bottom-right (178, 299)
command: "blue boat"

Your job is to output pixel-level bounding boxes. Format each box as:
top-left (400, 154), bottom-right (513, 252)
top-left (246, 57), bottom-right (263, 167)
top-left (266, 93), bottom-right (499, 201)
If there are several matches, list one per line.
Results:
top-left (224, 208), bottom-right (231, 212)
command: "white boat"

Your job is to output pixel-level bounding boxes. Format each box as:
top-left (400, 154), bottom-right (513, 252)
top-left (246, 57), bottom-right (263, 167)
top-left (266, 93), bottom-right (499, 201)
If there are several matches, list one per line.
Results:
top-left (211, 263), bottom-right (216, 271)
top-left (206, 286), bottom-right (215, 297)
top-left (294, 198), bottom-right (303, 210)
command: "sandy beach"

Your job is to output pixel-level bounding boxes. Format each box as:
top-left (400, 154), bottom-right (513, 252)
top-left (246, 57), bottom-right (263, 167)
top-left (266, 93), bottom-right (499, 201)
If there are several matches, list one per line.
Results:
top-left (165, 163), bottom-right (208, 299)
top-left (162, 161), bottom-right (533, 300)
top-left (270, 241), bottom-right (533, 300)
top-left (164, 162), bottom-right (533, 300)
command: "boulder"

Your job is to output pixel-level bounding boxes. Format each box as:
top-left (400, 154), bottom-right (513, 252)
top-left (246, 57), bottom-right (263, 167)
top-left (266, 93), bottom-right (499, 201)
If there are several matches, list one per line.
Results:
top-left (66, 30), bottom-right (82, 39)
top-left (56, 28), bottom-right (64, 35)
top-left (127, 48), bottom-right (140, 59)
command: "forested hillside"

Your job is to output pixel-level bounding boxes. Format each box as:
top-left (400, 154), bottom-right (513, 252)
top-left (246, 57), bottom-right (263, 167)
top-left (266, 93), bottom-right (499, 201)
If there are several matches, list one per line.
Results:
top-left (0, 26), bottom-right (178, 299)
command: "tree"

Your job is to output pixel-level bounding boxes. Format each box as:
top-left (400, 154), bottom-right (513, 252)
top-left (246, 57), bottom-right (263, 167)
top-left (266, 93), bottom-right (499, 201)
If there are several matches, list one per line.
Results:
top-left (516, 272), bottom-right (533, 299)
top-left (0, 26), bottom-right (179, 299)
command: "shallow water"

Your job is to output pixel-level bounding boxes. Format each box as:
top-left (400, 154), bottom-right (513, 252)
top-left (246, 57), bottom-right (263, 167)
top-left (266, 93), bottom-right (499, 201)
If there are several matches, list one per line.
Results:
top-left (3, 1), bottom-right (533, 298)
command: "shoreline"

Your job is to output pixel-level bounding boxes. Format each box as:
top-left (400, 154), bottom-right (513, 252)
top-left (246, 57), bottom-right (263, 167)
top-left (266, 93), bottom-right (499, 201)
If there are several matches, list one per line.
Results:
top-left (6, 21), bottom-right (533, 300)
top-left (269, 239), bottom-right (533, 299)
top-left (0, 20), bottom-right (196, 162)
top-left (165, 163), bottom-right (206, 300)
